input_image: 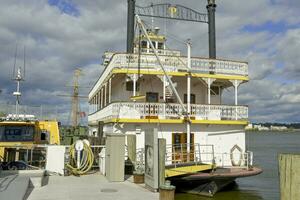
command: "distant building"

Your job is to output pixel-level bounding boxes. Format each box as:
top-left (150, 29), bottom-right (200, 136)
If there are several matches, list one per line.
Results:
top-left (270, 125), bottom-right (288, 131)
top-left (245, 123), bottom-right (253, 130)
top-left (253, 124), bottom-right (270, 131)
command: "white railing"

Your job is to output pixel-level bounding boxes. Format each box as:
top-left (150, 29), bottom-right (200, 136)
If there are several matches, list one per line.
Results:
top-left (88, 102), bottom-right (248, 122)
top-left (214, 151), bottom-right (253, 169)
top-left (0, 104), bottom-right (59, 121)
top-left (112, 53), bottom-right (248, 76)
top-left (133, 144), bottom-right (253, 170)
top-left (165, 143), bottom-right (215, 166)
top-left (89, 53), bottom-right (248, 97)
top-left (134, 48), bottom-right (181, 56)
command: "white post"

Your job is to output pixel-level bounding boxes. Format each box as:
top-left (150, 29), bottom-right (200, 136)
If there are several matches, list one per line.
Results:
top-left (234, 80), bottom-right (238, 120)
top-left (104, 83), bottom-right (107, 107)
top-left (234, 80), bottom-right (238, 105)
top-left (99, 93), bottom-right (101, 111)
top-left (208, 78), bottom-right (211, 105)
top-left (187, 40), bottom-right (192, 162)
top-left (100, 88), bottom-right (103, 109)
top-left (133, 74), bottom-right (137, 98)
top-left (109, 78), bottom-right (112, 104)
top-left (163, 75), bottom-right (166, 118)
top-left (95, 94), bottom-right (97, 111)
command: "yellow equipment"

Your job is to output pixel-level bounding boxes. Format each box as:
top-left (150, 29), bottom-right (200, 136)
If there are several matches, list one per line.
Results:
top-left (0, 120), bottom-right (60, 162)
top-left (65, 141), bottom-right (94, 175)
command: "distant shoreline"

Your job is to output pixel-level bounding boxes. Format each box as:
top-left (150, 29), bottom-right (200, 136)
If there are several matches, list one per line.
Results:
top-left (246, 129), bottom-right (300, 133)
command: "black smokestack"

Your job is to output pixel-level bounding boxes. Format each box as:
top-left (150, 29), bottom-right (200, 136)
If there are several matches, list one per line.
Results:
top-left (207, 0), bottom-right (217, 59)
top-left (127, 0), bottom-right (135, 53)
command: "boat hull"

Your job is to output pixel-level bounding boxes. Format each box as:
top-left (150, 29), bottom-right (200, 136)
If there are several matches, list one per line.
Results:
top-left (168, 167), bottom-right (263, 196)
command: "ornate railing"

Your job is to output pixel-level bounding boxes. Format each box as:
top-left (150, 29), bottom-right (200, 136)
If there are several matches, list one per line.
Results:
top-left (90, 52), bottom-right (248, 98)
top-left (88, 102), bottom-right (248, 122)
top-left (111, 53), bottom-right (248, 76)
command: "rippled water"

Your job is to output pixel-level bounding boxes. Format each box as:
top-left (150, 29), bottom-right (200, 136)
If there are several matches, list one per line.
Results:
top-left (175, 131), bottom-right (300, 200)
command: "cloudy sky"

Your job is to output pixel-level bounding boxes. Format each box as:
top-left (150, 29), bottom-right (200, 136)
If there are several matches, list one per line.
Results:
top-left (0, 0), bottom-right (299, 124)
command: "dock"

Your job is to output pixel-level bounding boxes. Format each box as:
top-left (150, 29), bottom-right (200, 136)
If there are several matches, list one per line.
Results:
top-left (26, 173), bottom-right (158, 200)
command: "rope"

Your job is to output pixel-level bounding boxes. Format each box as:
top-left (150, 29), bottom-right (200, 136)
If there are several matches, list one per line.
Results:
top-left (65, 142), bottom-right (94, 175)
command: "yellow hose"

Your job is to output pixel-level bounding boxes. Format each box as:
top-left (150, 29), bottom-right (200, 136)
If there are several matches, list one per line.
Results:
top-left (66, 142), bottom-right (94, 175)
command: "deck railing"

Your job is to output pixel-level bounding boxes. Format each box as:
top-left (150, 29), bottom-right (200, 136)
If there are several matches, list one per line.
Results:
top-left (134, 143), bottom-right (253, 169)
top-left (0, 104), bottom-right (59, 121)
top-left (90, 53), bottom-right (248, 96)
top-left (88, 102), bottom-right (248, 122)
top-left (112, 53), bottom-right (248, 76)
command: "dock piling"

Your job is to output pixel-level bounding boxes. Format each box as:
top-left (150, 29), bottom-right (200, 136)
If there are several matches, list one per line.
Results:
top-left (278, 154), bottom-right (300, 200)
top-left (159, 180), bottom-right (175, 200)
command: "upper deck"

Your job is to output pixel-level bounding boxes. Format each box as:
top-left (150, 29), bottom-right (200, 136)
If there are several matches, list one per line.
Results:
top-left (90, 51), bottom-right (248, 97)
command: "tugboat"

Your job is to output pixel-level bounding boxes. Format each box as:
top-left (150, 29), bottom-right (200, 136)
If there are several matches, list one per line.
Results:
top-left (88, 1), bottom-right (262, 196)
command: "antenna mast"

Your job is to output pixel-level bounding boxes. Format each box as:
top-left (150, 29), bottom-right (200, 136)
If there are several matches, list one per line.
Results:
top-left (71, 69), bottom-right (81, 127)
top-left (12, 45), bottom-right (26, 119)
top-left (13, 67), bottom-right (23, 119)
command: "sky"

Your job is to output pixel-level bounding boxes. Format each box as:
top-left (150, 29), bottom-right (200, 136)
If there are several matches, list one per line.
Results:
top-left (0, 0), bottom-right (299, 124)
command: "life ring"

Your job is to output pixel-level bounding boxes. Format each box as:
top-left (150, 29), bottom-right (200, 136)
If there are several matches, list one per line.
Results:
top-left (230, 144), bottom-right (243, 166)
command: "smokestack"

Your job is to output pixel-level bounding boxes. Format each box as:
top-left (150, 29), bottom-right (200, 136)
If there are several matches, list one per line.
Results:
top-left (207, 0), bottom-right (217, 59)
top-left (127, 0), bottom-right (135, 53)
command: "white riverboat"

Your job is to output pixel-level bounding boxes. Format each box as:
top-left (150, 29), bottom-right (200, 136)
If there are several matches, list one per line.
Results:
top-left (88, 1), bottom-right (262, 196)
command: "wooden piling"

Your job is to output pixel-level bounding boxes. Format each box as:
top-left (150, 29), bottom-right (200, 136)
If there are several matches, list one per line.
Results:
top-left (159, 180), bottom-right (175, 200)
top-left (278, 154), bottom-right (300, 200)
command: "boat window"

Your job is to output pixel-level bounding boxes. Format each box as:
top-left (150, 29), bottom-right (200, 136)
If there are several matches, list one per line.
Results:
top-left (152, 41), bottom-right (156, 48)
top-left (0, 125), bottom-right (34, 142)
top-left (158, 42), bottom-right (163, 49)
top-left (141, 41), bottom-right (147, 48)
top-left (41, 130), bottom-right (49, 141)
top-left (146, 92), bottom-right (159, 102)
top-left (184, 94), bottom-right (196, 104)
top-left (211, 86), bottom-right (220, 95)
top-left (126, 81), bottom-right (140, 91)
top-left (166, 98), bottom-right (176, 103)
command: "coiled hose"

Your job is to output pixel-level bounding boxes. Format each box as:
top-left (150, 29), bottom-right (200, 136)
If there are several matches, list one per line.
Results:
top-left (66, 142), bottom-right (94, 175)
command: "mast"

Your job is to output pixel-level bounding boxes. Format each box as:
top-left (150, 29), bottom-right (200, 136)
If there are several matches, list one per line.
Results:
top-left (71, 69), bottom-right (81, 127)
top-left (13, 68), bottom-right (22, 119)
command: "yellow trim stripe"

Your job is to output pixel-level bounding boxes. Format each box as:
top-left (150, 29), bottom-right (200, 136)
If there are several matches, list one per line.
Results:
top-left (103, 118), bottom-right (248, 125)
top-left (112, 69), bottom-right (249, 81)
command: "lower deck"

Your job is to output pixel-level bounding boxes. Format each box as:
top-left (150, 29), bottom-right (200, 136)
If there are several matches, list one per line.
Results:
top-left (90, 122), bottom-right (247, 168)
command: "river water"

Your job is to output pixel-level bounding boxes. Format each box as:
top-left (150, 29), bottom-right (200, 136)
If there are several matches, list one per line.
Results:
top-left (175, 131), bottom-right (300, 200)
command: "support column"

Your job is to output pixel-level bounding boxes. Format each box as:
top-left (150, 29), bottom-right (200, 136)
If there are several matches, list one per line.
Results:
top-left (163, 75), bottom-right (166, 118)
top-left (109, 78), bottom-right (112, 104)
top-left (163, 75), bottom-right (166, 102)
top-left (186, 41), bottom-right (192, 162)
top-left (98, 89), bottom-right (102, 110)
top-left (100, 88), bottom-right (103, 109)
top-left (234, 80), bottom-right (238, 105)
top-left (230, 80), bottom-right (242, 120)
top-left (133, 74), bottom-right (137, 98)
top-left (207, 78), bottom-right (211, 104)
top-left (157, 75), bottom-right (167, 118)
top-left (203, 78), bottom-right (215, 119)
top-left (104, 83), bottom-right (107, 107)
top-left (96, 94), bottom-right (99, 111)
